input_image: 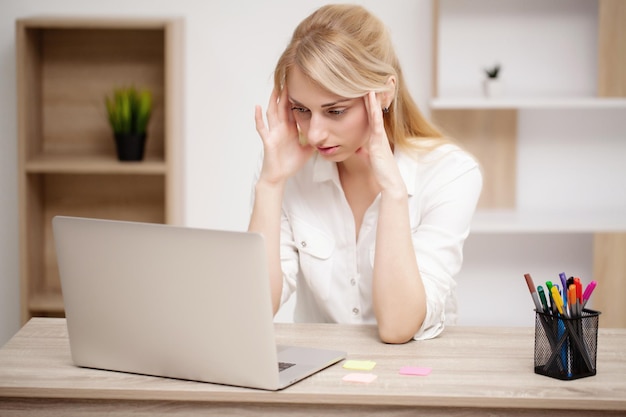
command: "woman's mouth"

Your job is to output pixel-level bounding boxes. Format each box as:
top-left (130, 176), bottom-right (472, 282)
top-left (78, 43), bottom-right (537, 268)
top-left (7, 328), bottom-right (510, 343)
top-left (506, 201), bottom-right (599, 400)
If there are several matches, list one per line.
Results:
top-left (317, 145), bottom-right (338, 156)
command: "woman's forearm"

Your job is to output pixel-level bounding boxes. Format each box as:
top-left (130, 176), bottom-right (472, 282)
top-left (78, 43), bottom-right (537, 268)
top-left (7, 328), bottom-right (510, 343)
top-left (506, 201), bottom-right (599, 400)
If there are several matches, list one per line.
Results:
top-left (372, 190), bottom-right (426, 344)
top-left (248, 179), bottom-right (286, 314)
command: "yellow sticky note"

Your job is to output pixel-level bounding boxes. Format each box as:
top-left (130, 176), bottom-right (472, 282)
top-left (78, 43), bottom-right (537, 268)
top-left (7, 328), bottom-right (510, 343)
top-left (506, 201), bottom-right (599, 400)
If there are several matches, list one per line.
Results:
top-left (342, 360), bottom-right (376, 371)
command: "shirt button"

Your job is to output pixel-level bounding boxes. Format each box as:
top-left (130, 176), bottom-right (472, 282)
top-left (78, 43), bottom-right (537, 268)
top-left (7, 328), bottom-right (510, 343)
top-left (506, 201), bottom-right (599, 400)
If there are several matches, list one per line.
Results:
top-left (300, 241), bottom-right (307, 248)
top-left (350, 278), bottom-right (356, 286)
top-left (352, 307), bottom-right (360, 316)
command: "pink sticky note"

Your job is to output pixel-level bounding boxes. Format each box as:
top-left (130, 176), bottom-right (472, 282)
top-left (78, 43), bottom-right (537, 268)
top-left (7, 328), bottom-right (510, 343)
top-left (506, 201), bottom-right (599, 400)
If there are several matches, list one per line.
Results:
top-left (399, 366), bottom-right (432, 376)
top-left (342, 373), bottom-right (378, 383)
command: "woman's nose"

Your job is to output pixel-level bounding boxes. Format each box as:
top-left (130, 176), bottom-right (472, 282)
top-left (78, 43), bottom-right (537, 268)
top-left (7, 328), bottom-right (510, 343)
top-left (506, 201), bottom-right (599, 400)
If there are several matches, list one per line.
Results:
top-left (305, 113), bottom-right (327, 146)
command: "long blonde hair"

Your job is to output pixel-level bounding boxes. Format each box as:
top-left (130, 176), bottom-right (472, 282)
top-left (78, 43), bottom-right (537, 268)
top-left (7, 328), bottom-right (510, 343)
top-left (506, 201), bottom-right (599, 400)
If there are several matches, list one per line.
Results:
top-left (274, 4), bottom-right (445, 152)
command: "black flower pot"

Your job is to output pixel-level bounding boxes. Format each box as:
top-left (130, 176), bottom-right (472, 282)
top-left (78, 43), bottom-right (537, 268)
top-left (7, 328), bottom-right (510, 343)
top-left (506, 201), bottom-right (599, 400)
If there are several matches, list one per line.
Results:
top-left (114, 133), bottom-right (146, 161)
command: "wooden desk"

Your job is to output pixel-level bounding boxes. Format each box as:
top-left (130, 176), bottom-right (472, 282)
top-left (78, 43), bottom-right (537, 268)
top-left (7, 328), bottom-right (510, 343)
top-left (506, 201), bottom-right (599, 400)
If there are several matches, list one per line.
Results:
top-left (0, 318), bottom-right (624, 416)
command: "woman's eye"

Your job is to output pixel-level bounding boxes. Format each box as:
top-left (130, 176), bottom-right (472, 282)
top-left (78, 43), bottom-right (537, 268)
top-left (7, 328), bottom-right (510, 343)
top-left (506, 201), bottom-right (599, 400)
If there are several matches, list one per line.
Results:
top-left (328, 109), bottom-right (345, 116)
top-left (291, 106), bottom-right (309, 113)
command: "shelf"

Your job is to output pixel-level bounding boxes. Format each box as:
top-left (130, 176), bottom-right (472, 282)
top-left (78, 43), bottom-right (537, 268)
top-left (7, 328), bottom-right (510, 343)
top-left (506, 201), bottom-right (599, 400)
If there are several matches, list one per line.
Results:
top-left (29, 292), bottom-right (65, 315)
top-left (471, 210), bottom-right (626, 234)
top-left (431, 97), bottom-right (626, 110)
top-left (17, 16), bottom-right (184, 324)
top-left (25, 154), bottom-right (167, 175)
top-left (19, 16), bottom-right (176, 30)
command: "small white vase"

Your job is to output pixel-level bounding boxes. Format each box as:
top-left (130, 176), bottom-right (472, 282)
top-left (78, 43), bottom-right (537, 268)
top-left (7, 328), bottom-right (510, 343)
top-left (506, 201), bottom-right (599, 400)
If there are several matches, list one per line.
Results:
top-left (483, 79), bottom-right (504, 98)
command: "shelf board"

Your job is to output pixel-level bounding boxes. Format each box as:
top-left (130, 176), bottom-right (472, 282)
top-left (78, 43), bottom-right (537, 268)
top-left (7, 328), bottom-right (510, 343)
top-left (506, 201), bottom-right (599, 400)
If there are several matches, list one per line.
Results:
top-left (471, 210), bottom-right (626, 234)
top-left (20, 16), bottom-right (171, 30)
top-left (25, 154), bottom-right (167, 175)
top-left (430, 97), bottom-right (626, 110)
top-left (29, 292), bottom-right (65, 315)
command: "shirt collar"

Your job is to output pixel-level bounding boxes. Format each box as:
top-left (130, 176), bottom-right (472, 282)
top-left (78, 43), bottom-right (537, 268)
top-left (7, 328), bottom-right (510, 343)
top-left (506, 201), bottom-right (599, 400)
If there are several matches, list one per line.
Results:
top-left (312, 153), bottom-right (339, 185)
top-left (311, 148), bottom-right (417, 197)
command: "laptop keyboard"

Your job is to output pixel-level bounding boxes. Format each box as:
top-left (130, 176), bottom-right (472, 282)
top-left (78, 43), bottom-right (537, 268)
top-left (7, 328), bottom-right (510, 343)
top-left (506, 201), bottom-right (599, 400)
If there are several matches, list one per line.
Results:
top-left (278, 361), bottom-right (295, 372)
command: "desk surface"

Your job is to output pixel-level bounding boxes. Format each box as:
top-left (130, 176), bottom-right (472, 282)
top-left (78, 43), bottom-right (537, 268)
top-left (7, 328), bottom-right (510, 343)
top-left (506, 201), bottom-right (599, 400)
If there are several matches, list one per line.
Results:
top-left (0, 318), bottom-right (625, 416)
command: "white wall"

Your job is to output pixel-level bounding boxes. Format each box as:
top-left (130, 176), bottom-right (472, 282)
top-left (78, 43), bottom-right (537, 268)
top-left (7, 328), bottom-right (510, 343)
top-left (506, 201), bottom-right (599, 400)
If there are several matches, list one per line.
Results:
top-left (438, 0), bottom-right (598, 98)
top-left (0, 0), bottom-right (434, 346)
top-left (2, 0), bottom-right (622, 346)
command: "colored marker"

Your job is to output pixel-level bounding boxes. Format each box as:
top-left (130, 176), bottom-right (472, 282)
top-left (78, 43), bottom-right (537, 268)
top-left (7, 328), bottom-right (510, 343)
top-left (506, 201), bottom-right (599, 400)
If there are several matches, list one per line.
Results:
top-left (550, 286), bottom-right (566, 317)
top-left (582, 280), bottom-right (597, 308)
top-left (574, 278), bottom-right (583, 315)
top-left (537, 285), bottom-right (549, 314)
top-left (559, 272), bottom-right (568, 309)
top-left (568, 284), bottom-right (577, 318)
top-left (558, 317), bottom-right (569, 377)
top-left (524, 273), bottom-right (543, 312)
top-left (546, 281), bottom-right (555, 314)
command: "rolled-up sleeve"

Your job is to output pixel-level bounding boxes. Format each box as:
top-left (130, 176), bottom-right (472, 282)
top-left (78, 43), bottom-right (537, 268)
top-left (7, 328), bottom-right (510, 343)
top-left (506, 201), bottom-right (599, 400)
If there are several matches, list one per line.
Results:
top-left (410, 149), bottom-right (482, 340)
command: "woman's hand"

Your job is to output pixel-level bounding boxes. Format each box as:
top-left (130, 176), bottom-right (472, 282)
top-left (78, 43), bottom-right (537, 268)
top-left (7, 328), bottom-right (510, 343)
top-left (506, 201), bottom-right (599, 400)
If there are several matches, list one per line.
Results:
top-left (255, 87), bottom-right (314, 185)
top-left (358, 91), bottom-right (406, 198)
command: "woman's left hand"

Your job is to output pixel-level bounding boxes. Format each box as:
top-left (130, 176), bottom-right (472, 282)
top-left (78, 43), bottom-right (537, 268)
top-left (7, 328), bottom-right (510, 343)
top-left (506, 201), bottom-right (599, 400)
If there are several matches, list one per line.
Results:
top-left (358, 91), bottom-right (406, 197)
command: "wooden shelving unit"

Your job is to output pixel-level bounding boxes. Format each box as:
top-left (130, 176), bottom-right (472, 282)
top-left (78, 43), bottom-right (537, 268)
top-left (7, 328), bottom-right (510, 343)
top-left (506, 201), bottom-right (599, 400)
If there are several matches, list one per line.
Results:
top-left (431, 97), bottom-right (626, 110)
top-left (431, 0), bottom-right (626, 327)
top-left (16, 17), bottom-right (184, 323)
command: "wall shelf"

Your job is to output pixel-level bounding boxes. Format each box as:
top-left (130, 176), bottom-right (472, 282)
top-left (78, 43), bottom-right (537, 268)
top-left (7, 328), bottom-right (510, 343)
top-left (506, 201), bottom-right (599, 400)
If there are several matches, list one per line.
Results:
top-left (431, 97), bottom-right (626, 110)
top-left (471, 210), bottom-right (626, 234)
top-left (25, 154), bottom-right (167, 174)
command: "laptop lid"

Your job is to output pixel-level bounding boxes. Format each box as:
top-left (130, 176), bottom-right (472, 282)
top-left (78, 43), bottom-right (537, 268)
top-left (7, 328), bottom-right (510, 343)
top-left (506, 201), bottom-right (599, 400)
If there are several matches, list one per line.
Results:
top-left (52, 216), bottom-right (345, 390)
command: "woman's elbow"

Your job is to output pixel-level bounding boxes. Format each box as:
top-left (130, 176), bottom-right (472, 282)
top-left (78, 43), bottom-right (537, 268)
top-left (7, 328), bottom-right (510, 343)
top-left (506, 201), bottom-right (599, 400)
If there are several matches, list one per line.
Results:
top-left (377, 323), bottom-right (420, 344)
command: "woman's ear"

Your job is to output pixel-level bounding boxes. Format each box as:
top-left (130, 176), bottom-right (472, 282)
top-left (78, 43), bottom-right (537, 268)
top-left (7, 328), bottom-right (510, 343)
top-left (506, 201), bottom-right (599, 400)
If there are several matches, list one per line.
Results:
top-left (381, 76), bottom-right (397, 109)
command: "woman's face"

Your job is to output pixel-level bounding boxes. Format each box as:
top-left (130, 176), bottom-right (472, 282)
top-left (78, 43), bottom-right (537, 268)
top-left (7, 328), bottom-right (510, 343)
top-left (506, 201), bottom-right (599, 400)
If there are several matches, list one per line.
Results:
top-left (286, 66), bottom-right (370, 162)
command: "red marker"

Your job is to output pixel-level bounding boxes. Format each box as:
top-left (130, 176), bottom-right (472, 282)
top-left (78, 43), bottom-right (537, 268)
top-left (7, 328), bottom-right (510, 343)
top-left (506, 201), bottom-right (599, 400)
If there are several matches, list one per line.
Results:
top-left (574, 278), bottom-right (583, 306)
top-left (524, 273), bottom-right (543, 312)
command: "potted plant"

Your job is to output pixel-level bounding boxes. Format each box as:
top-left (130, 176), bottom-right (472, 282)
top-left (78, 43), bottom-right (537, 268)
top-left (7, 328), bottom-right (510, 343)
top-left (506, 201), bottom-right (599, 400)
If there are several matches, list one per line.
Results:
top-left (483, 63), bottom-right (503, 98)
top-left (105, 87), bottom-right (152, 161)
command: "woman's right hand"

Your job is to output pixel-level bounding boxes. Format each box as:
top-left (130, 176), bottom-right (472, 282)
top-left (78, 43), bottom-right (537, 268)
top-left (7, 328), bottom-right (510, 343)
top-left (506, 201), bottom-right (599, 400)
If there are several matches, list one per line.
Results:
top-left (255, 87), bottom-right (314, 185)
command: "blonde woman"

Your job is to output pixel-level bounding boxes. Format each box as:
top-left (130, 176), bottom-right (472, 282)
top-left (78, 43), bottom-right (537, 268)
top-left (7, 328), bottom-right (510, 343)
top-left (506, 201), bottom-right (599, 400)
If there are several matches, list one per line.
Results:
top-left (249, 4), bottom-right (482, 343)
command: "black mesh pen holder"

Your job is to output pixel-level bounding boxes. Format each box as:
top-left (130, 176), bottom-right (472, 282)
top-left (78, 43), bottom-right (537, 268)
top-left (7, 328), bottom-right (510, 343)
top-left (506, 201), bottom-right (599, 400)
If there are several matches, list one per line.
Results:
top-left (534, 309), bottom-right (600, 380)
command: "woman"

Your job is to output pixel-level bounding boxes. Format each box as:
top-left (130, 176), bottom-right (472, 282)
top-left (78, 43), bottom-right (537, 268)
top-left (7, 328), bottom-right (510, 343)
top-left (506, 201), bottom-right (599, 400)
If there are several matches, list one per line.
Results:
top-left (249, 4), bottom-right (482, 343)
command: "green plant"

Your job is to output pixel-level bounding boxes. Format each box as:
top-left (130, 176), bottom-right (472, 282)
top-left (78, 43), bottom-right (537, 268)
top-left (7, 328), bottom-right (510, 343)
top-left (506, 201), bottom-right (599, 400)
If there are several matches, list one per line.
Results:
top-left (105, 87), bottom-right (152, 135)
top-left (484, 64), bottom-right (501, 79)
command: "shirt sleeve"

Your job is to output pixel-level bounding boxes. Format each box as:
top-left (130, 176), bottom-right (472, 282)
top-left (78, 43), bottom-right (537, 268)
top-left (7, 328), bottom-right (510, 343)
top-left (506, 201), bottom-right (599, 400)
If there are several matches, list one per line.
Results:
top-left (279, 213), bottom-right (299, 305)
top-left (411, 150), bottom-right (483, 340)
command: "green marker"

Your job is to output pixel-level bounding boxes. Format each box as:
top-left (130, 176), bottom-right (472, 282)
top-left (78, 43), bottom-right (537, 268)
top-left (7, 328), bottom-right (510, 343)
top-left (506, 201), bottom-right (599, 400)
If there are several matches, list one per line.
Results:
top-left (537, 285), bottom-right (549, 314)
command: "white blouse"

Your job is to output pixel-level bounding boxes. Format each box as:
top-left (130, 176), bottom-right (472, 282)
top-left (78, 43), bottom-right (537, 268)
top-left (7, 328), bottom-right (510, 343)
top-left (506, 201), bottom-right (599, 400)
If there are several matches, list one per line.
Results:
top-left (254, 143), bottom-right (482, 340)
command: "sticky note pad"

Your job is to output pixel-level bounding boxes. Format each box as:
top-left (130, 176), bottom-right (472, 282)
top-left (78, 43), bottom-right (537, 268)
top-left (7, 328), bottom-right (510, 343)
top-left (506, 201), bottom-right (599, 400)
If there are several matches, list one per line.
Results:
top-left (342, 360), bottom-right (376, 371)
top-left (342, 373), bottom-right (378, 383)
top-left (399, 366), bottom-right (432, 376)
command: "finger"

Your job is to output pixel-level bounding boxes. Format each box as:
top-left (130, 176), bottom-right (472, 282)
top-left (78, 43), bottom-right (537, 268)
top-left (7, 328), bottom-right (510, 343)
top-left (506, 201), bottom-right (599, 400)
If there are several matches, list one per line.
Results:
top-left (276, 85), bottom-right (290, 122)
top-left (254, 105), bottom-right (268, 139)
top-left (363, 90), bottom-right (372, 117)
top-left (366, 91), bottom-right (385, 138)
top-left (265, 88), bottom-right (280, 127)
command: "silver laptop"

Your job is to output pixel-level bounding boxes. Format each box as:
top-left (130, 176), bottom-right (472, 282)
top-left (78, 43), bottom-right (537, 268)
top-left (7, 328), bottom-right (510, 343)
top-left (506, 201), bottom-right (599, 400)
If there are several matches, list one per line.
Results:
top-left (52, 215), bottom-right (346, 390)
